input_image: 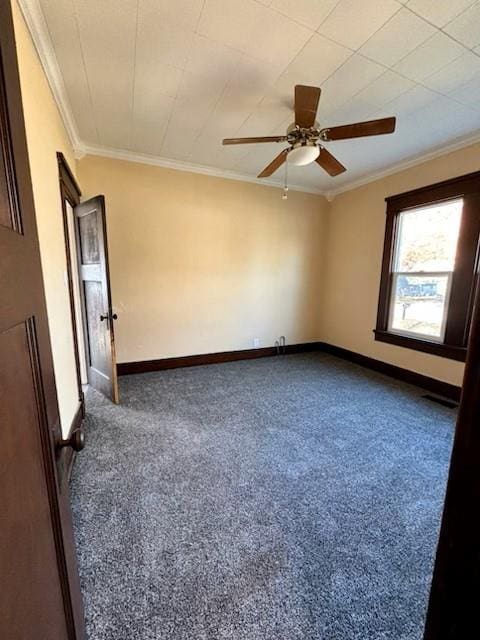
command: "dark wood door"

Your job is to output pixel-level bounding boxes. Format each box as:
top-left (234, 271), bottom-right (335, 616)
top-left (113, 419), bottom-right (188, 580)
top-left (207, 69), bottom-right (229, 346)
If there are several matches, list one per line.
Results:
top-left (75, 196), bottom-right (119, 403)
top-left (423, 276), bottom-right (480, 637)
top-left (0, 3), bottom-right (85, 639)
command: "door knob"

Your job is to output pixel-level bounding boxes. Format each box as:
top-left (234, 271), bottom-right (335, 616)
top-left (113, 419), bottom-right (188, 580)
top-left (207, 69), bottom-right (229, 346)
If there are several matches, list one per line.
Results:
top-left (100, 312), bottom-right (117, 321)
top-left (57, 428), bottom-right (85, 452)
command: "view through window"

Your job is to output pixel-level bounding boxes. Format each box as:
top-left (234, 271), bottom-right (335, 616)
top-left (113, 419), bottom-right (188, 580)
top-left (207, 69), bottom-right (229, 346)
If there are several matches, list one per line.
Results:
top-left (388, 199), bottom-right (463, 341)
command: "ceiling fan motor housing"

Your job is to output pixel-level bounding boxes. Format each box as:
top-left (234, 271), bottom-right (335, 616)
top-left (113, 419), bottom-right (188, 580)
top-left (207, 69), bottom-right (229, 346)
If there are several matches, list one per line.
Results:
top-left (286, 121), bottom-right (320, 140)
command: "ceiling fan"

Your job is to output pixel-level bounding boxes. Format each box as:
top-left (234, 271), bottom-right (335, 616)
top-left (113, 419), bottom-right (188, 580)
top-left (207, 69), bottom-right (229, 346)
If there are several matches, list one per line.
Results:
top-left (222, 85), bottom-right (396, 179)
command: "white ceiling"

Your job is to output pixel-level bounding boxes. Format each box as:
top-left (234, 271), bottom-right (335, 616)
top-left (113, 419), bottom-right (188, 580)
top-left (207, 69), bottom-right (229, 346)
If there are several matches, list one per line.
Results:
top-left (31, 0), bottom-right (480, 193)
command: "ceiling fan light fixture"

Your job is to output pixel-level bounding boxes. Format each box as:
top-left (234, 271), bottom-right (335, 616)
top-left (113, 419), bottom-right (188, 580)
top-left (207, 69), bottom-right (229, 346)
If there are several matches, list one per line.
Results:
top-left (288, 142), bottom-right (319, 166)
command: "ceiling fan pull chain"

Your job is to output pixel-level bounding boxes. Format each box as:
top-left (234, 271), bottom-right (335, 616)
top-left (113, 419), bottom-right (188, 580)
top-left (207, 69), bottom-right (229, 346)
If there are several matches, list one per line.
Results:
top-left (282, 156), bottom-right (289, 200)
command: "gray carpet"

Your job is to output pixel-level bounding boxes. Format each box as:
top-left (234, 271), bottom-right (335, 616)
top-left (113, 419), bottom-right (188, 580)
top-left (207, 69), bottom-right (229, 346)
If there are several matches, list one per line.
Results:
top-left (71, 353), bottom-right (455, 640)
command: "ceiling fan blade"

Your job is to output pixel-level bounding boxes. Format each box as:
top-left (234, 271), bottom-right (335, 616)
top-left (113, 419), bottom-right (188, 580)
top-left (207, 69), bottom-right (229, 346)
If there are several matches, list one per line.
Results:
top-left (321, 117), bottom-right (396, 141)
top-left (223, 136), bottom-right (287, 145)
top-left (316, 148), bottom-right (346, 177)
top-left (257, 149), bottom-right (289, 178)
top-left (295, 85), bottom-right (321, 129)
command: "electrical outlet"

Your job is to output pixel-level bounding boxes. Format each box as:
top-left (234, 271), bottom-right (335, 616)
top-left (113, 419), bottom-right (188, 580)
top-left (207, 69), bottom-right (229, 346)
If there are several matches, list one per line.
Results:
top-left (253, 338), bottom-right (260, 348)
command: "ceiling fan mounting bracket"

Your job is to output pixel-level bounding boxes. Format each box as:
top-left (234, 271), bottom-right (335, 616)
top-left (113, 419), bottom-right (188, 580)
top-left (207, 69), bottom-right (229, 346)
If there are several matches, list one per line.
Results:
top-left (287, 121), bottom-right (320, 134)
top-left (286, 121), bottom-right (321, 144)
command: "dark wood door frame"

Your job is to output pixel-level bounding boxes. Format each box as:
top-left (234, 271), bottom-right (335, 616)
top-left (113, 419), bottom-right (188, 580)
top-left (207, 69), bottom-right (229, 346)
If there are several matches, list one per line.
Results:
top-left (57, 155), bottom-right (119, 405)
top-left (57, 152), bottom-right (85, 418)
top-left (424, 272), bottom-right (480, 638)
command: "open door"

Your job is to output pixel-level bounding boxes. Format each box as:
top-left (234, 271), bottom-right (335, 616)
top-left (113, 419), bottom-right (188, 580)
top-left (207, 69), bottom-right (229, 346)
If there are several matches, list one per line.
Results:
top-left (423, 275), bottom-right (480, 637)
top-left (74, 195), bottom-right (119, 403)
top-left (0, 3), bottom-right (85, 638)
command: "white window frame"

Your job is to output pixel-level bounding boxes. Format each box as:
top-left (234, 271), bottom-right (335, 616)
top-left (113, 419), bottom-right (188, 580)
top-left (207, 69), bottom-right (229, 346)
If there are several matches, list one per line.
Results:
top-left (388, 271), bottom-right (453, 343)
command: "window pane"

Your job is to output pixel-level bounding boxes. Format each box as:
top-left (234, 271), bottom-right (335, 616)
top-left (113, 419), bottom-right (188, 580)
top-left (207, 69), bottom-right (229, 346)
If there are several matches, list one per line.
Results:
top-left (395, 199), bottom-right (463, 272)
top-left (389, 274), bottom-right (449, 339)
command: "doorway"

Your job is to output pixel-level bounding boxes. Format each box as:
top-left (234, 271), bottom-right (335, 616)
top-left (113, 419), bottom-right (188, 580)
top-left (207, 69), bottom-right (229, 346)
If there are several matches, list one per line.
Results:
top-left (58, 153), bottom-right (119, 406)
top-left (65, 198), bottom-right (88, 390)
top-left (58, 153), bottom-right (87, 415)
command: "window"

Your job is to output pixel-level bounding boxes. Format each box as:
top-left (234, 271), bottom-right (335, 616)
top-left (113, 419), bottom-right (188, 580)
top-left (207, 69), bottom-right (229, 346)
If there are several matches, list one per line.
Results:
top-left (375, 172), bottom-right (480, 362)
top-left (388, 200), bottom-right (462, 341)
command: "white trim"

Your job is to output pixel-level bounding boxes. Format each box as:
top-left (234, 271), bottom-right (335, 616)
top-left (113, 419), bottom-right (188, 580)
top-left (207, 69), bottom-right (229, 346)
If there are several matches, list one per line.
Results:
top-left (388, 271), bottom-right (452, 344)
top-left (82, 132), bottom-right (480, 200)
top-left (81, 144), bottom-right (325, 195)
top-left (17, 0), bottom-right (84, 154)
top-left (77, 133), bottom-right (480, 202)
top-left (17, 0), bottom-right (480, 199)
top-left (73, 147), bottom-right (87, 161)
top-left (328, 132), bottom-right (480, 198)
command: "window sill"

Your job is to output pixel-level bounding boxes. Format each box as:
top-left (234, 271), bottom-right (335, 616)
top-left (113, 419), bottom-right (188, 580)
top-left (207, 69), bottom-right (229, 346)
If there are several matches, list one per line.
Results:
top-left (373, 329), bottom-right (467, 362)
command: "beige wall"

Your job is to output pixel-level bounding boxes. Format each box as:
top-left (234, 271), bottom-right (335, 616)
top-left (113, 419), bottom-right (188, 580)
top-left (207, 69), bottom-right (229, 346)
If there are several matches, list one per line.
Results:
top-left (77, 155), bottom-right (327, 363)
top-left (13, 1), bottom-right (79, 435)
top-left (13, 0), bottom-right (477, 412)
top-left (322, 142), bottom-right (480, 388)
top-left (78, 146), bottom-right (479, 386)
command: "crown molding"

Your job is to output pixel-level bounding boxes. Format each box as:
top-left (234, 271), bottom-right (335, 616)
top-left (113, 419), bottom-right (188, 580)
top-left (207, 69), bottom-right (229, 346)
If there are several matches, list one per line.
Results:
top-left (327, 131), bottom-right (480, 198)
top-left (18, 0), bottom-right (480, 201)
top-left (81, 132), bottom-right (480, 200)
top-left (17, 0), bottom-right (84, 154)
top-left (80, 144), bottom-right (325, 195)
